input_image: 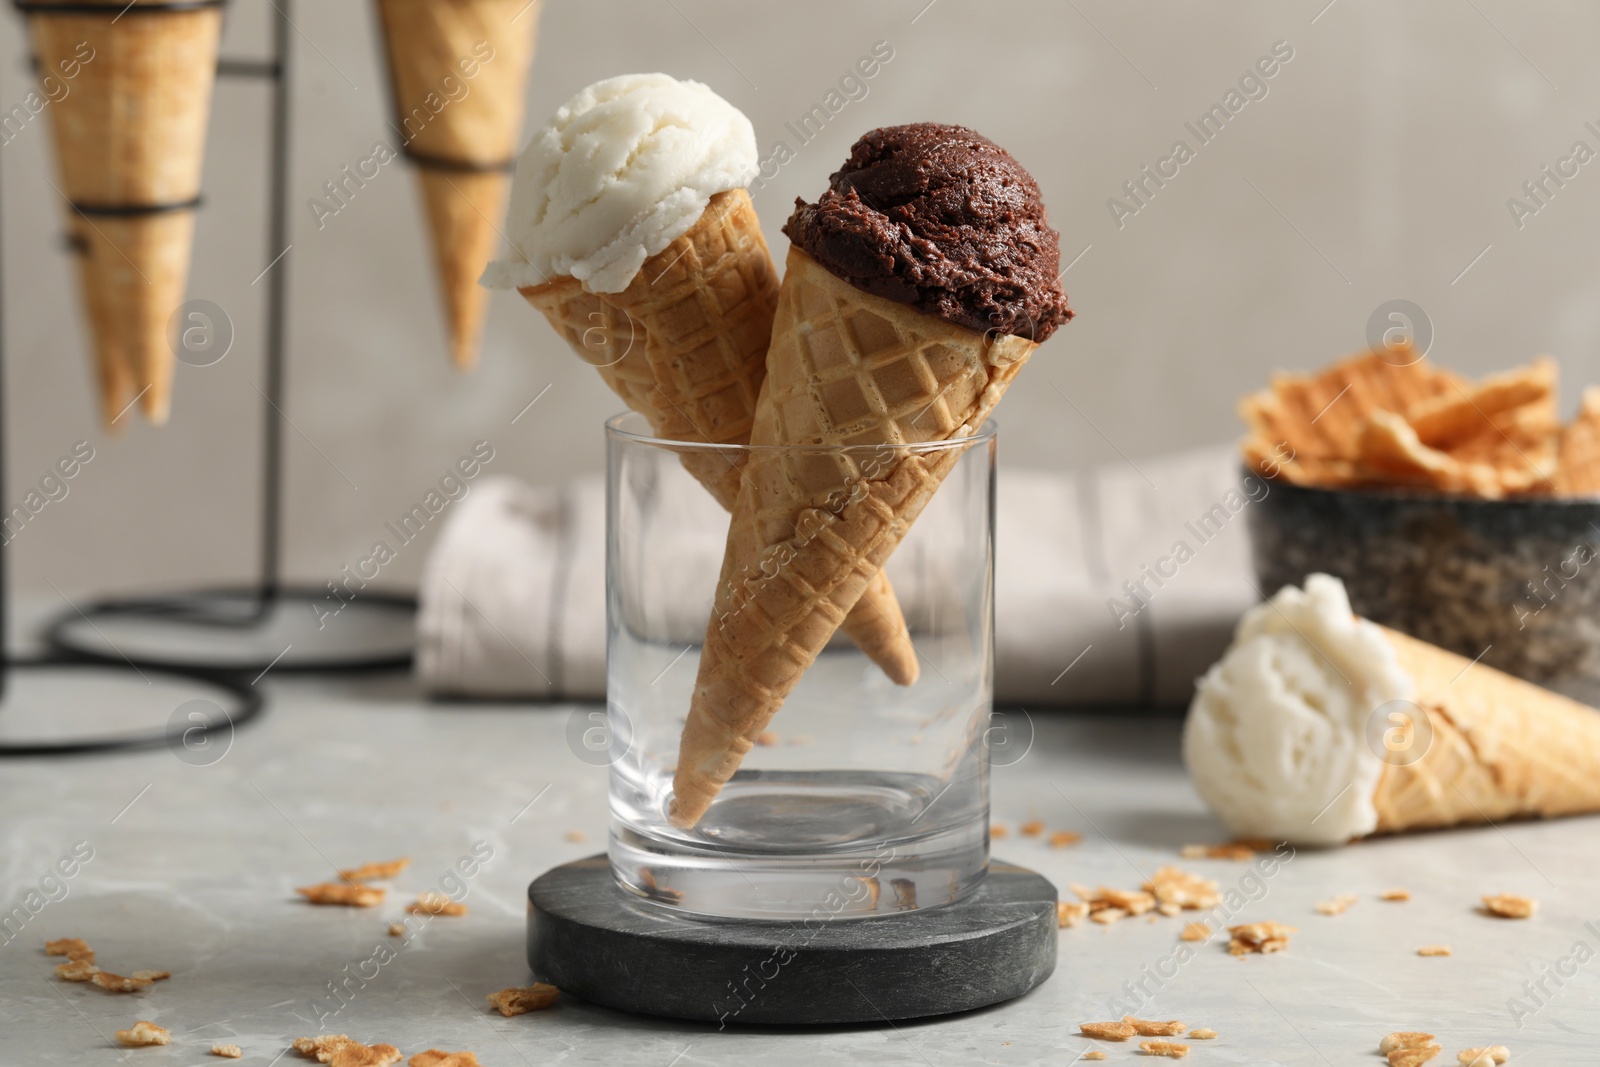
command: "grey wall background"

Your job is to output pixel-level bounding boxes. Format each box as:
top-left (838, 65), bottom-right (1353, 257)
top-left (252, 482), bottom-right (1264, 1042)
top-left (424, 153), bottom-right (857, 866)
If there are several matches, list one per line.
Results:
top-left (2, 0), bottom-right (1598, 603)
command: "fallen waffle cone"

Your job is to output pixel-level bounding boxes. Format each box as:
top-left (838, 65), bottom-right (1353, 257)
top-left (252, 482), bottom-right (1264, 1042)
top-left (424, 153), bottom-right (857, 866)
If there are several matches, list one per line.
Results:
top-left (1371, 625), bottom-right (1600, 833)
top-left (669, 247), bottom-right (1038, 827)
top-left (518, 194), bottom-right (917, 684)
top-left (374, 0), bottom-right (540, 369)
top-left (28, 0), bottom-right (223, 425)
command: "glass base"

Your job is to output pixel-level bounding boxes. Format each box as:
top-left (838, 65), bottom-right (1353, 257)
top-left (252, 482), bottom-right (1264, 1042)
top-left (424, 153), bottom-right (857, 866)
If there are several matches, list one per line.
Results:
top-left (611, 769), bottom-right (989, 921)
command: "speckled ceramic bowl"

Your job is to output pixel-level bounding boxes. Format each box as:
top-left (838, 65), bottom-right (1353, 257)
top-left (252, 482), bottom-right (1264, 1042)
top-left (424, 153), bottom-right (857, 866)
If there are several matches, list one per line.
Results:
top-left (1247, 470), bottom-right (1600, 705)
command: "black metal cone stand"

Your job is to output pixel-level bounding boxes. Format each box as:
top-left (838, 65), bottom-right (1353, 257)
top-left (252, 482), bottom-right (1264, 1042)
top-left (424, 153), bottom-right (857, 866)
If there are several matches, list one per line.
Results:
top-left (30, 0), bottom-right (415, 676)
top-left (527, 855), bottom-right (1058, 1025)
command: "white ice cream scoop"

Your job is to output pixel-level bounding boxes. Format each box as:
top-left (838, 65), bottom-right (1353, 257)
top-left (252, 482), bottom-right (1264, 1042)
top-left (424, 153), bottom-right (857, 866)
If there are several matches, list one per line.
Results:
top-left (481, 72), bottom-right (757, 294)
top-left (1183, 573), bottom-right (1410, 845)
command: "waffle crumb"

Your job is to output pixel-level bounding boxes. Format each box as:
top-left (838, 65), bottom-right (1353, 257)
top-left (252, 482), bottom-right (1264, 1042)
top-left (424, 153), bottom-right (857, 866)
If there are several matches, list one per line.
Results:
top-left (991, 825), bottom-right (1009, 839)
top-left (131, 970), bottom-right (170, 981)
top-left (1157, 902), bottom-right (1182, 917)
top-left (337, 859), bottom-right (410, 883)
top-left (55, 958), bottom-right (100, 981)
top-left (1048, 830), bottom-right (1083, 848)
top-left (637, 868), bottom-right (683, 905)
top-left (1180, 840), bottom-right (1268, 860)
top-left (1315, 893), bottom-right (1359, 916)
top-left (406, 892), bottom-right (468, 917)
top-left (1083, 1054), bottom-right (1106, 1062)
top-left (408, 1052), bottom-right (482, 1067)
top-left (211, 1044), bottom-right (244, 1059)
top-left (1078, 1020), bottom-right (1136, 1040)
top-left (1090, 907), bottom-right (1128, 925)
top-left (1124, 1016), bottom-right (1186, 1036)
top-left (292, 1037), bottom-right (400, 1067)
top-left (1074, 883), bottom-right (1157, 920)
top-left (1190, 1029), bottom-right (1218, 1039)
top-left (890, 878), bottom-right (918, 910)
top-left (1180, 922), bottom-right (1212, 942)
top-left (1381, 888), bottom-right (1412, 902)
top-left (1019, 819), bottom-right (1045, 837)
top-left (1387, 1047), bottom-right (1442, 1067)
top-left (563, 830), bottom-right (587, 843)
top-left (1380, 1032), bottom-right (1436, 1054)
top-left (388, 922), bottom-right (406, 937)
top-left (297, 883), bottom-right (385, 907)
top-left (1417, 945), bottom-right (1452, 957)
top-left (1144, 867), bottom-right (1221, 910)
top-left (292, 1034), bottom-right (355, 1062)
top-left (1141, 1040), bottom-right (1190, 1058)
top-left (755, 731), bottom-right (779, 746)
top-left (1058, 900), bottom-right (1090, 928)
top-left (1227, 921), bottom-right (1295, 955)
top-left (333, 1043), bottom-right (401, 1067)
top-left (115, 1020), bottom-right (170, 1047)
top-left (487, 984), bottom-right (560, 1017)
top-left (92, 971), bottom-right (153, 993)
top-left (1456, 1047), bottom-right (1509, 1065)
top-left (44, 937), bottom-right (92, 959)
top-left (1482, 893), bottom-right (1537, 919)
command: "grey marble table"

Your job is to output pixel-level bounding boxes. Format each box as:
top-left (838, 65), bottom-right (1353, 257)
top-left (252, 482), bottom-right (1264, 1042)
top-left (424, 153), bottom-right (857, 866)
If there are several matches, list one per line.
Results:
top-left (0, 669), bottom-right (1594, 1065)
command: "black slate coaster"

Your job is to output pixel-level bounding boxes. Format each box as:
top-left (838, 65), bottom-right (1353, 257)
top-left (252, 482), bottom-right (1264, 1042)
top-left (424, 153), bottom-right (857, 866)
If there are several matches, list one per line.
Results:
top-left (527, 854), bottom-right (1058, 1025)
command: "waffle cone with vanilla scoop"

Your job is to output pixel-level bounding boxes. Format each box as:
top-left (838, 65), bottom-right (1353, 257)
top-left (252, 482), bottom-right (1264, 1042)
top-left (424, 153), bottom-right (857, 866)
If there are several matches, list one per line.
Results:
top-left (484, 75), bottom-right (918, 682)
top-left (1184, 574), bottom-right (1600, 845)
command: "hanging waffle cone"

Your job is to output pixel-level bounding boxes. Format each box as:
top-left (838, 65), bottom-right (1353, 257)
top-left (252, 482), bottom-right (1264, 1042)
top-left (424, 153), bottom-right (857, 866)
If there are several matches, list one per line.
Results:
top-left (374, 0), bottom-right (540, 369)
top-left (27, 0), bottom-right (223, 426)
top-left (669, 247), bottom-right (1038, 828)
top-left (517, 193), bottom-right (917, 684)
top-left (1370, 625), bottom-right (1600, 833)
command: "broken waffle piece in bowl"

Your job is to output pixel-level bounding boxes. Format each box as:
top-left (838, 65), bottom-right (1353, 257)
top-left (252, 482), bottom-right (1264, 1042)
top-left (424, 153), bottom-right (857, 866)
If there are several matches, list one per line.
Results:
top-left (1240, 349), bottom-right (1563, 499)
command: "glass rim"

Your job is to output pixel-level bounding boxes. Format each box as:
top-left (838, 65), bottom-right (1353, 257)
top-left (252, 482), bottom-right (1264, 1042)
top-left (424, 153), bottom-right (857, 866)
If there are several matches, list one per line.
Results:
top-left (604, 411), bottom-right (997, 454)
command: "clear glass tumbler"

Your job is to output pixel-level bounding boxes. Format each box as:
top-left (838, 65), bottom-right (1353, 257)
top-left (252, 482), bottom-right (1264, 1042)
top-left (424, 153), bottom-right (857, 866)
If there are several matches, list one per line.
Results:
top-left (604, 411), bottom-right (997, 920)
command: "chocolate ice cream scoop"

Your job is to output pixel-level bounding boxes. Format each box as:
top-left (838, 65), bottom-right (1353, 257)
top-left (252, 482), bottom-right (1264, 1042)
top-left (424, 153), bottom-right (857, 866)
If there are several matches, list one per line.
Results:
top-left (783, 123), bottom-right (1072, 341)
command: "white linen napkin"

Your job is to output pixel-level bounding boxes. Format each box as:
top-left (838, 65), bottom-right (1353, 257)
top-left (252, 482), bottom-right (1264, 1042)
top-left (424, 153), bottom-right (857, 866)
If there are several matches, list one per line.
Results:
top-left (416, 445), bottom-right (1260, 705)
